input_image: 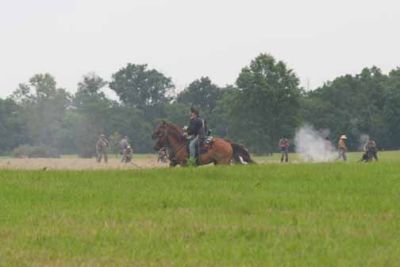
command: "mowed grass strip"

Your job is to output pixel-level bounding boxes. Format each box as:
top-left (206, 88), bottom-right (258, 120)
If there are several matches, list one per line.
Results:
top-left (0, 163), bottom-right (399, 266)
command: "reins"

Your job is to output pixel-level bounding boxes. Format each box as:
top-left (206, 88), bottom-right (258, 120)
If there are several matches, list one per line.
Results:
top-left (163, 125), bottom-right (187, 159)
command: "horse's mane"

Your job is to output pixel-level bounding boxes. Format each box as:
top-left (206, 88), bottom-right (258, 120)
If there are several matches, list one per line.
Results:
top-left (164, 121), bottom-right (186, 142)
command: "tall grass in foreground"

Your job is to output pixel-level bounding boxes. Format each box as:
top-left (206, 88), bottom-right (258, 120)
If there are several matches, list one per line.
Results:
top-left (0, 162), bottom-right (399, 266)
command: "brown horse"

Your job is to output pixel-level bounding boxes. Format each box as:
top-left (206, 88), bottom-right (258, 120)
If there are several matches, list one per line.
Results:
top-left (152, 121), bottom-right (254, 166)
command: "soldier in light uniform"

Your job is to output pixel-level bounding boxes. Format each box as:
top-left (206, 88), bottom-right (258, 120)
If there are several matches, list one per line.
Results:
top-left (338, 135), bottom-right (348, 161)
top-left (119, 136), bottom-right (130, 162)
top-left (96, 134), bottom-right (109, 163)
top-left (158, 147), bottom-right (169, 163)
top-left (122, 145), bottom-right (133, 163)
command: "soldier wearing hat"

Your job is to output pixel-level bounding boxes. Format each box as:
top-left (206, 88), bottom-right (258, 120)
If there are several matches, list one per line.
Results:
top-left (338, 135), bottom-right (348, 161)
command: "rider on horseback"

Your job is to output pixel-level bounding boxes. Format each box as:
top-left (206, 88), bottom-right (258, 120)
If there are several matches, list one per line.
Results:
top-left (152, 120), bottom-right (254, 166)
top-left (186, 107), bottom-right (205, 166)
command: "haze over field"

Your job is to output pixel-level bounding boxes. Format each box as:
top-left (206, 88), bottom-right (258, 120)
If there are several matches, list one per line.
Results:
top-left (1, 0), bottom-right (399, 96)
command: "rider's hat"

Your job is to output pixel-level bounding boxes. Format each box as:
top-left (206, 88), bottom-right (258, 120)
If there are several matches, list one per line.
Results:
top-left (190, 107), bottom-right (199, 116)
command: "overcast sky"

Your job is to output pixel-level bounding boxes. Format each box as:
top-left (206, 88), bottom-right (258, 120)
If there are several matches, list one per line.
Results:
top-left (0, 0), bottom-right (399, 97)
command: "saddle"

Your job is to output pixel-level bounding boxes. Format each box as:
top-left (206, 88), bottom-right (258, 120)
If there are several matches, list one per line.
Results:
top-left (187, 136), bottom-right (214, 157)
top-left (200, 136), bottom-right (214, 154)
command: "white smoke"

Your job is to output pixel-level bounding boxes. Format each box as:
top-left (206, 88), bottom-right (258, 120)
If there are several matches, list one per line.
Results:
top-left (359, 134), bottom-right (370, 151)
top-left (294, 125), bottom-right (337, 162)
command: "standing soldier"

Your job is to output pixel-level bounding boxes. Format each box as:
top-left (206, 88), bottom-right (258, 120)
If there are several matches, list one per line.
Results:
top-left (278, 137), bottom-right (289, 162)
top-left (366, 139), bottom-right (378, 161)
top-left (338, 135), bottom-right (348, 161)
top-left (119, 136), bottom-right (130, 161)
top-left (96, 134), bottom-right (109, 163)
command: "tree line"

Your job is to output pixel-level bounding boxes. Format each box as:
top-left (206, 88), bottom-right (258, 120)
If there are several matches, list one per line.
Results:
top-left (1, 53), bottom-right (399, 156)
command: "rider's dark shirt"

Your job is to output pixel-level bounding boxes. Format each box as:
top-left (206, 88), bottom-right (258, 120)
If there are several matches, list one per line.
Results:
top-left (187, 117), bottom-right (203, 136)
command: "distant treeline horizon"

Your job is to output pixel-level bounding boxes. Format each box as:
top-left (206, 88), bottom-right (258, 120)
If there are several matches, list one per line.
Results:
top-left (1, 52), bottom-right (399, 156)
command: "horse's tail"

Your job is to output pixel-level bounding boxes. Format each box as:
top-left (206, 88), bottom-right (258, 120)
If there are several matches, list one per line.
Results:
top-left (230, 142), bottom-right (255, 164)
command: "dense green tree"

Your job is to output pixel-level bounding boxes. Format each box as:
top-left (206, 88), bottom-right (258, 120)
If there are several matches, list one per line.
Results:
top-left (302, 67), bottom-right (387, 149)
top-left (11, 73), bottom-right (71, 150)
top-left (227, 53), bottom-right (302, 153)
top-left (107, 106), bottom-right (153, 153)
top-left (0, 98), bottom-right (25, 152)
top-left (1, 59), bottom-right (400, 156)
top-left (73, 74), bottom-right (112, 130)
top-left (206, 85), bottom-right (237, 138)
top-left (163, 102), bottom-right (189, 127)
top-left (383, 68), bottom-right (400, 148)
top-left (72, 74), bottom-right (114, 157)
top-left (109, 64), bottom-right (174, 110)
top-left (76, 73), bottom-right (108, 95)
top-left (177, 77), bottom-right (221, 116)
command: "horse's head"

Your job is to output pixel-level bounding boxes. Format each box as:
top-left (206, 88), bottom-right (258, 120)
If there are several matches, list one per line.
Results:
top-left (152, 121), bottom-right (185, 151)
top-left (152, 121), bottom-right (165, 139)
top-left (152, 121), bottom-right (169, 150)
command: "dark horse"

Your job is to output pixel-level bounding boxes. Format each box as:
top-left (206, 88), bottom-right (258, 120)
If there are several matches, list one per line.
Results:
top-left (152, 121), bottom-right (254, 166)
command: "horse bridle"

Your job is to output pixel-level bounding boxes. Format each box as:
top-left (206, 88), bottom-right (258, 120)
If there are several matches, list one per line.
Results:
top-left (157, 127), bottom-right (186, 158)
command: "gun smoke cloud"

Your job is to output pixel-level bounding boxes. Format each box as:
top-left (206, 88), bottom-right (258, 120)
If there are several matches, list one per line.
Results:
top-left (359, 134), bottom-right (370, 151)
top-left (294, 125), bottom-right (336, 162)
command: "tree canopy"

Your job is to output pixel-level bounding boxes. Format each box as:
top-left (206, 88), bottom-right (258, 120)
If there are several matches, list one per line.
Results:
top-left (226, 54), bottom-right (302, 153)
top-left (109, 64), bottom-right (174, 110)
top-left (1, 55), bottom-right (399, 156)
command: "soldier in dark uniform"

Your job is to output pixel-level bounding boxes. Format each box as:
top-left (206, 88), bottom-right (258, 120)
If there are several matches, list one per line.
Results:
top-left (278, 137), bottom-right (289, 162)
top-left (366, 139), bottom-right (378, 161)
top-left (186, 107), bottom-right (204, 166)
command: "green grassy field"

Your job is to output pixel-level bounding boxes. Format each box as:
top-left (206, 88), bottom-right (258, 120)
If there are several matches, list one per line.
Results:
top-left (255, 150), bottom-right (399, 163)
top-left (1, 153), bottom-right (400, 266)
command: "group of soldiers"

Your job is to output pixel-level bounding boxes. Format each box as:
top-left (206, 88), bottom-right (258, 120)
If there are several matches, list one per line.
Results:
top-left (94, 107), bottom-right (208, 166)
top-left (278, 134), bottom-right (378, 163)
top-left (95, 134), bottom-right (133, 163)
top-left (96, 106), bottom-right (380, 165)
top-left (337, 135), bottom-right (378, 162)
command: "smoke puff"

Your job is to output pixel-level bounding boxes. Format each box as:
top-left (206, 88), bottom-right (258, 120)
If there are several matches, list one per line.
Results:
top-left (359, 134), bottom-right (370, 151)
top-left (295, 125), bottom-right (336, 162)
